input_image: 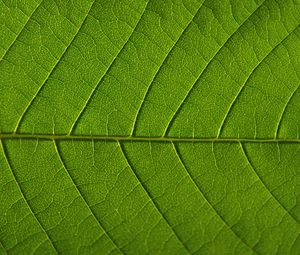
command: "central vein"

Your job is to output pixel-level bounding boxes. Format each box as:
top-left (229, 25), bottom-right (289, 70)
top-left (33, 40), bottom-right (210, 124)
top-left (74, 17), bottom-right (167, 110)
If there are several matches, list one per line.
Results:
top-left (0, 134), bottom-right (299, 143)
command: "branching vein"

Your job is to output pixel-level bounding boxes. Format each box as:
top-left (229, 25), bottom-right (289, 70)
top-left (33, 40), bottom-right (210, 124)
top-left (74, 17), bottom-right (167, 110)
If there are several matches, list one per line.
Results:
top-left (171, 142), bottom-right (257, 254)
top-left (239, 142), bottom-right (300, 224)
top-left (0, 139), bottom-right (58, 254)
top-left (53, 140), bottom-right (124, 255)
top-left (117, 141), bottom-right (192, 254)
top-left (13, 0), bottom-right (96, 133)
top-left (68, 0), bottom-right (150, 135)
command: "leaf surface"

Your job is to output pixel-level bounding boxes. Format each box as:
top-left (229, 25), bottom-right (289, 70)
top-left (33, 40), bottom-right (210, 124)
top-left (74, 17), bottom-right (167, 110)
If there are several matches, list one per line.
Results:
top-left (0, 0), bottom-right (300, 254)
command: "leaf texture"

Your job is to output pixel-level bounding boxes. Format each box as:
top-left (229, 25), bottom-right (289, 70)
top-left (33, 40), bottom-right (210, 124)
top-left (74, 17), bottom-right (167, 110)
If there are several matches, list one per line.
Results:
top-left (0, 0), bottom-right (300, 254)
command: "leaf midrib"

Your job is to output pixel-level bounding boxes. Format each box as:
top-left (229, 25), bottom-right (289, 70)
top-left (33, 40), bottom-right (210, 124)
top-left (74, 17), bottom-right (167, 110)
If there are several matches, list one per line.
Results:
top-left (0, 133), bottom-right (299, 143)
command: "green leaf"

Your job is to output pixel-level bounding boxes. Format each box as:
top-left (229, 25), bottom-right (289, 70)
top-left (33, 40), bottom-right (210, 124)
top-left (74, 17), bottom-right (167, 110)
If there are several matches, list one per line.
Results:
top-left (0, 0), bottom-right (300, 254)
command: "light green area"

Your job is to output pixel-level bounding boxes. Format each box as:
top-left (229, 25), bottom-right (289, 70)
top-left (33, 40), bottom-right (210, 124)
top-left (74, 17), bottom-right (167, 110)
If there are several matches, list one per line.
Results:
top-left (0, 0), bottom-right (300, 254)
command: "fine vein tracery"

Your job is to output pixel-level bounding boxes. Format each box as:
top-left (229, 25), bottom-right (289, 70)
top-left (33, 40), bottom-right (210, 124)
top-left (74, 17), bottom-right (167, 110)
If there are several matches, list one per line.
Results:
top-left (54, 140), bottom-right (123, 254)
top-left (0, 139), bottom-right (58, 254)
top-left (13, 0), bottom-right (96, 134)
top-left (68, 0), bottom-right (150, 135)
top-left (217, 24), bottom-right (300, 138)
top-left (161, 0), bottom-right (268, 137)
top-left (1, 0), bottom-right (300, 254)
top-left (118, 141), bottom-right (192, 254)
top-left (130, 0), bottom-right (205, 136)
top-left (172, 142), bottom-right (255, 254)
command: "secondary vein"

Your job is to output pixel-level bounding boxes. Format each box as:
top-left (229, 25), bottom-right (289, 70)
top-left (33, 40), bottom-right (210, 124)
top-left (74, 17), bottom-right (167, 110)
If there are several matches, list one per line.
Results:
top-left (53, 140), bottom-right (124, 255)
top-left (0, 139), bottom-right (59, 254)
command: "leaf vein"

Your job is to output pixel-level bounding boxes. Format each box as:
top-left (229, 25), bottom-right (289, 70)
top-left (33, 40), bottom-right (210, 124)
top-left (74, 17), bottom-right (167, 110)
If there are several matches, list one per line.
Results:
top-left (162, 0), bottom-right (268, 137)
top-left (68, 0), bottom-right (150, 135)
top-left (217, 24), bottom-right (300, 138)
top-left (0, 0), bottom-right (42, 61)
top-left (239, 142), bottom-right (300, 224)
top-left (53, 140), bottom-right (124, 255)
top-left (0, 139), bottom-right (58, 254)
top-left (1, 133), bottom-right (300, 143)
top-left (0, 239), bottom-right (8, 255)
top-left (13, 0), bottom-right (96, 133)
top-left (118, 141), bottom-right (192, 254)
top-left (171, 141), bottom-right (257, 254)
top-left (275, 84), bottom-right (300, 138)
top-left (130, 1), bottom-right (205, 136)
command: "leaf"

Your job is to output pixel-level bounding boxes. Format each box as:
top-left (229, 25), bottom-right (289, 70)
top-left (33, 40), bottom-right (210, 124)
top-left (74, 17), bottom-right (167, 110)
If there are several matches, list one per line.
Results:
top-left (0, 0), bottom-right (300, 254)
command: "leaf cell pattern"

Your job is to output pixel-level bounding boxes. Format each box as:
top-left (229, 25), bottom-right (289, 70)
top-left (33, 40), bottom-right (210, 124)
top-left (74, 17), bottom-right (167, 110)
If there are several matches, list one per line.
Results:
top-left (1, 0), bottom-right (300, 254)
